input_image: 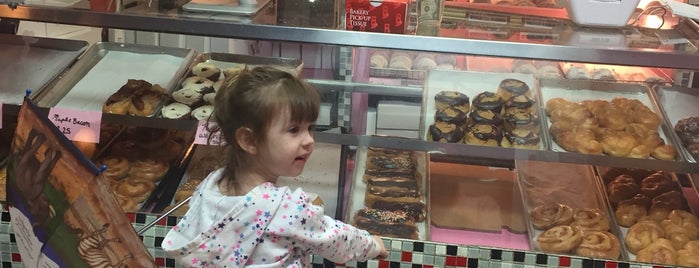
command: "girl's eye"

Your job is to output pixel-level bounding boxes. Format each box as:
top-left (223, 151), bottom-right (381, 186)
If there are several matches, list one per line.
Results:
top-left (308, 125), bottom-right (316, 132)
top-left (289, 126), bottom-right (300, 133)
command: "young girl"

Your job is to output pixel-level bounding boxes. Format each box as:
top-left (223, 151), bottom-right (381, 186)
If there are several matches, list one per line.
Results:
top-left (162, 66), bottom-right (387, 267)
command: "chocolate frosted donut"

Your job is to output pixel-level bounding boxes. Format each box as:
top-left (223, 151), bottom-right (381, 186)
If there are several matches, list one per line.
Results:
top-left (607, 175), bottom-right (641, 206)
top-left (428, 121), bottom-right (465, 143)
top-left (505, 94), bottom-right (537, 115)
top-left (503, 110), bottom-right (540, 133)
top-left (497, 78), bottom-right (530, 101)
top-left (502, 129), bottom-right (540, 149)
top-left (472, 91), bottom-right (504, 114)
top-left (675, 117), bottom-right (699, 134)
top-left (434, 90), bottom-right (470, 112)
top-left (434, 107), bottom-right (467, 126)
top-left (467, 108), bottom-right (504, 128)
top-left (464, 123), bottom-right (502, 146)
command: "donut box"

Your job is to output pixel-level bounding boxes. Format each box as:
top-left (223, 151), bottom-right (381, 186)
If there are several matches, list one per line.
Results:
top-left (652, 86), bottom-right (699, 163)
top-left (516, 161), bottom-right (628, 261)
top-left (163, 52), bottom-right (303, 120)
top-left (345, 0), bottom-right (410, 34)
top-left (538, 79), bottom-right (683, 161)
top-left (344, 147), bottom-right (430, 240)
top-left (594, 166), bottom-right (699, 265)
top-left (420, 69), bottom-right (550, 150)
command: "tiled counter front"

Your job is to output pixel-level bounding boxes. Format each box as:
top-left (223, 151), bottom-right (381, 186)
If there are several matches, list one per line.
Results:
top-left (0, 207), bottom-right (680, 268)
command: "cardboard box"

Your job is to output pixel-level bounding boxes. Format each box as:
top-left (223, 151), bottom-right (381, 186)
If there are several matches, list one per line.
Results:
top-left (346, 0), bottom-right (409, 33)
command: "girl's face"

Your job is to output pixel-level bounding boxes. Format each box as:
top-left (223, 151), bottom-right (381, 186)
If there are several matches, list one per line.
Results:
top-left (256, 108), bottom-right (315, 179)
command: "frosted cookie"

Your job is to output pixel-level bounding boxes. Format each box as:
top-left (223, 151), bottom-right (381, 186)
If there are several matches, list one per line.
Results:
top-left (192, 105), bottom-right (214, 121)
top-left (181, 76), bottom-right (215, 89)
top-left (191, 62), bottom-right (222, 81)
top-left (161, 102), bottom-right (191, 119)
top-left (172, 88), bottom-right (202, 106)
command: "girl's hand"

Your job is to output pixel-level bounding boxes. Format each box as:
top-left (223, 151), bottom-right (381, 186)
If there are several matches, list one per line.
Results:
top-left (372, 235), bottom-right (388, 259)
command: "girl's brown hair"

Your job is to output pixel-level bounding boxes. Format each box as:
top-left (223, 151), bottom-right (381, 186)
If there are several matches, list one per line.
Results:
top-left (209, 65), bottom-right (320, 188)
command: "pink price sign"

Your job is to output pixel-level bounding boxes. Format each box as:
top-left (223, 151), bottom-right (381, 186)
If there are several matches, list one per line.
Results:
top-left (48, 107), bottom-right (102, 143)
top-left (194, 120), bottom-right (224, 145)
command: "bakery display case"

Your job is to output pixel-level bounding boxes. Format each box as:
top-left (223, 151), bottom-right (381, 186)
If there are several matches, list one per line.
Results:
top-left (3, 0), bottom-right (699, 267)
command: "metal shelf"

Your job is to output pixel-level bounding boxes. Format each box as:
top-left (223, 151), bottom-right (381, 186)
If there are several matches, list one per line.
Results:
top-left (1, 3), bottom-right (699, 69)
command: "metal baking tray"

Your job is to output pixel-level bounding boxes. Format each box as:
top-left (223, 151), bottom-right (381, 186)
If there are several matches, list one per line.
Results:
top-left (539, 79), bottom-right (682, 161)
top-left (35, 42), bottom-right (197, 116)
top-left (182, 0), bottom-right (272, 16)
top-left (593, 166), bottom-right (694, 264)
top-left (189, 52), bottom-right (303, 76)
top-left (516, 160), bottom-right (628, 260)
top-left (344, 146), bottom-right (429, 240)
top-left (0, 34), bottom-right (89, 105)
top-left (652, 86), bottom-right (699, 163)
top-left (420, 69), bottom-right (550, 150)
top-left (370, 67), bottom-right (427, 81)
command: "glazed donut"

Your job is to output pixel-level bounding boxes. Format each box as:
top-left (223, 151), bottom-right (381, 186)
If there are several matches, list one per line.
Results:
top-left (536, 225), bottom-right (583, 253)
top-left (190, 62), bottom-right (222, 81)
top-left (636, 238), bottom-right (677, 265)
top-left (652, 143), bottom-right (677, 161)
top-left (661, 210), bottom-right (699, 249)
top-left (529, 203), bottom-right (574, 230)
top-left (130, 159), bottom-right (169, 182)
top-left (174, 178), bottom-right (203, 203)
top-left (648, 191), bottom-right (685, 222)
top-left (571, 208), bottom-right (610, 232)
top-left (117, 194), bottom-right (139, 212)
top-left (641, 172), bottom-right (675, 199)
top-left (116, 177), bottom-right (155, 203)
top-left (615, 194), bottom-right (650, 227)
top-left (574, 231), bottom-right (621, 260)
top-left (606, 174), bottom-right (640, 206)
top-left (677, 241), bottom-right (699, 268)
top-left (110, 140), bottom-right (141, 159)
top-left (625, 220), bottom-right (665, 254)
top-left (98, 156), bottom-right (130, 181)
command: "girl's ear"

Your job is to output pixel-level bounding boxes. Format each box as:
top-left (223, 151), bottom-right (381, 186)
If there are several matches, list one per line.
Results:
top-left (235, 127), bottom-right (257, 154)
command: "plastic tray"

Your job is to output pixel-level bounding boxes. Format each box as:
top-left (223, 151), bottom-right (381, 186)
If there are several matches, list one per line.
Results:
top-left (538, 78), bottom-right (682, 161)
top-left (36, 42), bottom-right (197, 115)
top-left (652, 86), bottom-right (699, 163)
top-left (594, 166), bottom-right (694, 264)
top-left (420, 69), bottom-right (549, 150)
top-left (345, 147), bottom-right (429, 240)
top-left (516, 160), bottom-right (628, 260)
top-left (0, 33), bottom-right (89, 105)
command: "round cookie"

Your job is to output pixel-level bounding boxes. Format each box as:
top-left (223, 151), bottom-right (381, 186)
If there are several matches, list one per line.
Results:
top-left (192, 105), bottom-right (214, 121)
top-left (172, 88), bottom-right (203, 106)
top-left (191, 62), bottom-right (222, 81)
top-left (161, 102), bottom-right (191, 119)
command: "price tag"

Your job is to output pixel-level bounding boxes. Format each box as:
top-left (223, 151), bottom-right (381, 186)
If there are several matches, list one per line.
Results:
top-left (48, 107), bottom-right (102, 143)
top-left (194, 120), bottom-right (224, 146)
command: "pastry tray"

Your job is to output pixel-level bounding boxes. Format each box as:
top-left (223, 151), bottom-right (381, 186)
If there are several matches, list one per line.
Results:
top-left (516, 160), bottom-right (628, 261)
top-left (0, 33), bottom-right (89, 105)
top-left (652, 86), bottom-right (699, 163)
top-left (345, 147), bottom-right (429, 240)
top-left (182, 0), bottom-right (272, 16)
top-left (420, 69), bottom-right (550, 150)
top-left (189, 52), bottom-right (303, 76)
top-left (370, 67), bottom-right (427, 81)
top-left (35, 42), bottom-right (197, 115)
top-left (538, 79), bottom-right (682, 161)
top-left (593, 166), bottom-right (694, 264)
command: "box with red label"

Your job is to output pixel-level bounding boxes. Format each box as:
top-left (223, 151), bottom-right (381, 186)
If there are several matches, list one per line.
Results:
top-left (346, 0), bottom-right (409, 34)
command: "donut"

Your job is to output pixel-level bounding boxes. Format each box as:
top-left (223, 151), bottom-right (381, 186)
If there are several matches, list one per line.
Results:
top-left (192, 105), bottom-right (215, 121)
top-left (503, 110), bottom-right (540, 134)
top-left (130, 159), bottom-right (169, 182)
top-left (464, 123), bottom-right (502, 147)
top-left (434, 107), bottom-right (467, 127)
top-left (467, 108), bottom-right (504, 128)
top-left (496, 78), bottom-right (530, 101)
top-left (110, 140), bottom-right (140, 159)
top-left (501, 129), bottom-right (540, 149)
top-left (504, 95), bottom-right (536, 115)
top-left (175, 178), bottom-right (203, 203)
top-left (606, 174), bottom-right (641, 206)
top-left (434, 90), bottom-right (470, 113)
top-left (661, 210), bottom-right (699, 249)
top-left (161, 102), bottom-right (191, 119)
top-left (677, 241), bottom-right (699, 268)
top-left (571, 208), bottom-right (610, 232)
top-left (116, 194), bottom-right (139, 212)
top-left (116, 177), bottom-right (155, 203)
top-left (203, 92), bottom-right (216, 104)
top-left (626, 220), bottom-right (665, 254)
top-left (191, 62), bottom-right (222, 81)
top-left (427, 121), bottom-right (465, 143)
top-left (636, 238), bottom-right (677, 265)
top-left (98, 156), bottom-right (130, 181)
top-left (652, 143), bottom-right (677, 161)
top-left (565, 66), bottom-right (590, 79)
top-left (574, 231), bottom-right (621, 260)
top-left (172, 88), bottom-right (203, 106)
top-left (181, 76), bottom-right (215, 89)
top-left (472, 91), bottom-right (504, 114)
top-left (615, 194), bottom-right (650, 227)
top-left (529, 202), bottom-right (574, 230)
top-left (641, 172), bottom-right (675, 199)
top-left (536, 225), bottom-right (583, 253)
top-left (414, 54), bottom-right (437, 70)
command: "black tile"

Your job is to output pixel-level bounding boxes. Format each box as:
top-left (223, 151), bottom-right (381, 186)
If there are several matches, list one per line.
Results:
top-left (1, 212), bottom-right (9, 222)
top-left (594, 259), bottom-right (606, 268)
top-left (2, 262), bottom-right (11, 268)
top-left (136, 213), bottom-right (146, 223)
top-left (323, 259), bottom-right (335, 268)
top-left (513, 251), bottom-right (525, 262)
top-left (467, 258), bottom-right (478, 268)
top-left (535, 254), bottom-right (547, 265)
top-left (167, 216), bottom-right (178, 226)
top-left (412, 264), bottom-right (422, 268)
top-left (446, 245), bottom-right (458, 256)
top-left (312, 264), bottom-right (323, 268)
top-left (9, 234), bottom-right (15, 243)
top-left (618, 262), bottom-right (630, 268)
top-left (582, 259), bottom-right (593, 268)
top-left (390, 261), bottom-right (400, 268)
top-left (490, 249), bottom-right (502, 260)
top-left (356, 261), bottom-right (367, 268)
top-left (166, 258), bottom-right (175, 267)
top-left (413, 241), bottom-right (424, 252)
top-left (155, 236), bottom-right (164, 247)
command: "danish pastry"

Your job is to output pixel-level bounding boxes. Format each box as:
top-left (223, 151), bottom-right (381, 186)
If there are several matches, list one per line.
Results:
top-left (625, 220), bottom-right (665, 254)
top-left (574, 231), bottom-right (621, 260)
top-left (529, 202), bottom-right (574, 230)
top-left (536, 225), bottom-right (583, 253)
top-left (571, 208), bottom-right (610, 232)
top-left (636, 238), bottom-right (677, 265)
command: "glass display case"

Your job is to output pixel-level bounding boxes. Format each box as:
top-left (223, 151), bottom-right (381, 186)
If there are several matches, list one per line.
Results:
top-left (3, 0), bottom-right (699, 267)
